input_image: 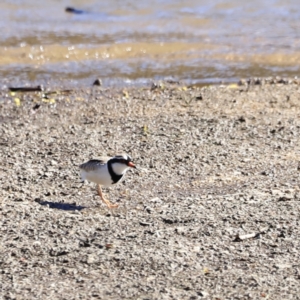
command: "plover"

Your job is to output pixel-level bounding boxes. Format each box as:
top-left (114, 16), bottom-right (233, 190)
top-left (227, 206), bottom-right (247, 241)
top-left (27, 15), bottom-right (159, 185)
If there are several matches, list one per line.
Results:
top-left (79, 154), bottom-right (136, 208)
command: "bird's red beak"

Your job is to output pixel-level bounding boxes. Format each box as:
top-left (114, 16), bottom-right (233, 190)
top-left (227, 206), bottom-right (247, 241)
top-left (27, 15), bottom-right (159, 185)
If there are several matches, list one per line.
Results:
top-left (128, 161), bottom-right (136, 168)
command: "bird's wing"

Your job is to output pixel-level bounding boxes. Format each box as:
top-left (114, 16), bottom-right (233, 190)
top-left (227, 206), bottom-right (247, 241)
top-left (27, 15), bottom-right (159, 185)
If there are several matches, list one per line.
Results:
top-left (79, 157), bottom-right (111, 171)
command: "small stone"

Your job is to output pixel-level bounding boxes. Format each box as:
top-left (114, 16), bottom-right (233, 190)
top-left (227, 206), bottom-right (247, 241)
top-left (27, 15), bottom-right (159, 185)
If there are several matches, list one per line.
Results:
top-left (175, 227), bottom-right (185, 234)
top-left (87, 254), bottom-right (97, 264)
top-left (149, 197), bottom-right (162, 203)
top-left (92, 78), bottom-right (102, 86)
top-left (275, 264), bottom-right (292, 269)
top-left (198, 291), bottom-right (209, 298)
top-left (51, 160), bottom-right (58, 166)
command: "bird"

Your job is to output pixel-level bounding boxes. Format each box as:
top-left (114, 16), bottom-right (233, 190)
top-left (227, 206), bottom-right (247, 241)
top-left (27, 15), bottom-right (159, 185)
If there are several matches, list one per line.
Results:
top-left (79, 154), bottom-right (136, 208)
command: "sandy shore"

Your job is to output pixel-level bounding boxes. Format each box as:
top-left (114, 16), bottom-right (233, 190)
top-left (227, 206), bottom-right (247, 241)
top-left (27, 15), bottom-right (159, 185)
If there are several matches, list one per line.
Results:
top-left (1, 81), bottom-right (300, 299)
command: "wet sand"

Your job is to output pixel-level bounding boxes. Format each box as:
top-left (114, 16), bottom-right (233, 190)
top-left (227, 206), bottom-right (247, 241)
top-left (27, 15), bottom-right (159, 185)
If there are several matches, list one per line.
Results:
top-left (1, 1), bottom-right (300, 86)
top-left (1, 81), bottom-right (300, 299)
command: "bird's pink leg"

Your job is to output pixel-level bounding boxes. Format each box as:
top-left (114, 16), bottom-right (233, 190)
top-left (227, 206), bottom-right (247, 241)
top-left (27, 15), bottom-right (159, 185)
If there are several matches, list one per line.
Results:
top-left (96, 184), bottom-right (118, 208)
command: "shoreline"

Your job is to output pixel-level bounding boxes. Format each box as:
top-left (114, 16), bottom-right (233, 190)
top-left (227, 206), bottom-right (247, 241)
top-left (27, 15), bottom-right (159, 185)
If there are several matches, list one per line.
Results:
top-left (2, 74), bottom-right (300, 92)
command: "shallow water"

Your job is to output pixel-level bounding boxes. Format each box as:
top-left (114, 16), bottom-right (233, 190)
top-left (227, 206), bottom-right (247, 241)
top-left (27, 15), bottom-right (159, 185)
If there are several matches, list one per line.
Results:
top-left (1, 0), bottom-right (300, 87)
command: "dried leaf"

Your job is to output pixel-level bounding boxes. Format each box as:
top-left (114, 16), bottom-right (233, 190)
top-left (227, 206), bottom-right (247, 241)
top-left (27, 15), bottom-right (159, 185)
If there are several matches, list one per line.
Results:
top-left (227, 83), bottom-right (239, 89)
top-left (123, 90), bottom-right (129, 98)
top-left (203, 267), bottom-right (210, 274)
top-left (143, 125), bottom-right (148, 135)
top-left (14, 98), bottom-right (21, 106)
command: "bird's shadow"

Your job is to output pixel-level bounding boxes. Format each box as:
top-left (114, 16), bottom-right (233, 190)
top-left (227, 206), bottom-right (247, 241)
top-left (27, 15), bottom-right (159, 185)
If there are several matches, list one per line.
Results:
top-left (36, 199), bottom-right (86, 211)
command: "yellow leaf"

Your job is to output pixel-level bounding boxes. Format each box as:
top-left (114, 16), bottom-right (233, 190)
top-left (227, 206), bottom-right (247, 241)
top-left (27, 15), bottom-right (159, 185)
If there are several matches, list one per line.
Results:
top-left (14, 98), bottom-right (21, 106)
top-left (182, 86), bottom-right (188, 91)
top-left (123, 90), bottom-right (129, 98)
top-left (49, 98), bottom-right (56, 104)
top-left (227, 83), bottom-right (239, 89)
top-left (143, 125), bottom-right (148, 135)
top-left (10, 92), bottom-right (16, 96)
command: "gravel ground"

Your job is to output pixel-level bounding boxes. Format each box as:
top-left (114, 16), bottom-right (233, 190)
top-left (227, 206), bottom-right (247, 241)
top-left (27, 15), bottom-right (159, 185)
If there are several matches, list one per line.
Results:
top-left (1, 82), bottom-right (300, 299)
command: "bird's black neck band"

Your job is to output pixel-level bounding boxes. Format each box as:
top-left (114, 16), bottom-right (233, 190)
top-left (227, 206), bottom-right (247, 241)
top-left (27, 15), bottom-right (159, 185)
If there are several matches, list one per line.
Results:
top-left (107, 160), bottom-right (123, 184)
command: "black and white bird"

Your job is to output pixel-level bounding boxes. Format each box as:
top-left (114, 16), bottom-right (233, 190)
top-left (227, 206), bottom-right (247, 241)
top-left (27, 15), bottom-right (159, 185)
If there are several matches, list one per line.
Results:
top-left (79, 154), bottom-right (136, 208)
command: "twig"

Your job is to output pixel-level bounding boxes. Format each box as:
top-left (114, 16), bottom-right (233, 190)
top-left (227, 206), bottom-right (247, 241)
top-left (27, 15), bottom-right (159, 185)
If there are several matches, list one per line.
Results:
top-left (9, 85), bottom-right (43, 92)
top-left (233, 227), bottom-right (269, 242)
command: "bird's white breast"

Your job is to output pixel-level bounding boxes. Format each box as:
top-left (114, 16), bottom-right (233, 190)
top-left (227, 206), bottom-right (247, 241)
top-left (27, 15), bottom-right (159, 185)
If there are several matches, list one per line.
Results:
top-left (111, 162), bottom-right (129, 175)
top-left (80, 164), bottom-right (114, 186)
